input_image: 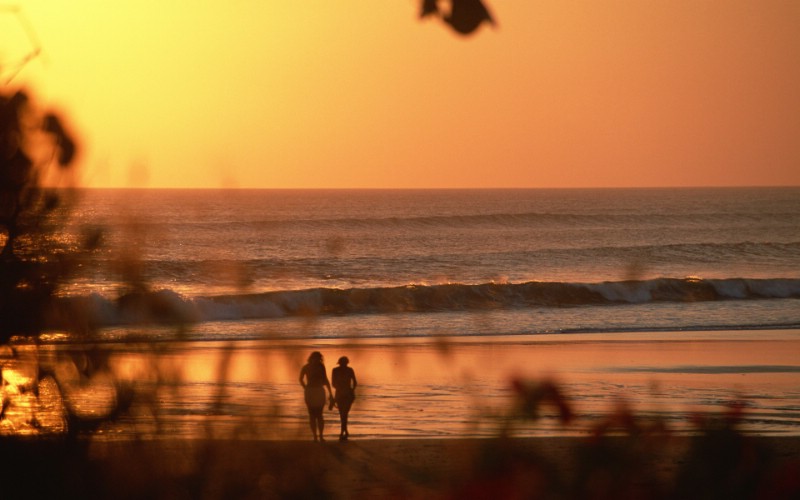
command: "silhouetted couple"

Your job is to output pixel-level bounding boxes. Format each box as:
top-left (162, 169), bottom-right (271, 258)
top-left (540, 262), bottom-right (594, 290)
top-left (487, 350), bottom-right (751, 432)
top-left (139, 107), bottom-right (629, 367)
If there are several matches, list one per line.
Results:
top-left (299, 352), bottom-right (357, 442)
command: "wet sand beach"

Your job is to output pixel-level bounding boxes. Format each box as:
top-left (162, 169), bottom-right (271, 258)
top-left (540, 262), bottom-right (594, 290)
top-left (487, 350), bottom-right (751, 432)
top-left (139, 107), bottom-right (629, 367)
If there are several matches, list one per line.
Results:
top-left (3, 330), bottom-right (800, 439)
top-left (3, 329), bottom-right (800, 497)
top-left (115, 329), bottom-right (800, 439)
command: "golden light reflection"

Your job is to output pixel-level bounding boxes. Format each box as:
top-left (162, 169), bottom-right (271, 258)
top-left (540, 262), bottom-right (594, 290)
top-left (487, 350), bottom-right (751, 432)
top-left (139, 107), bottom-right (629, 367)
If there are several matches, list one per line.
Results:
top-left (3, 330), bottom-right (800, 439)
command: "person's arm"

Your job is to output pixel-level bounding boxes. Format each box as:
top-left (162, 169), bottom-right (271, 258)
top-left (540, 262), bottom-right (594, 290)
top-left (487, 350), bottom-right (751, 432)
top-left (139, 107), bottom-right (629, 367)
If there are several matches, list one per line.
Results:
top-left (299, 366), bottom-right (306, 388)
top-left (324, 371), bottom-right (333, 398)
top-left (331, 368), bottom-right (339, 391)
top-left (351, 369), bottom-right (357, 391)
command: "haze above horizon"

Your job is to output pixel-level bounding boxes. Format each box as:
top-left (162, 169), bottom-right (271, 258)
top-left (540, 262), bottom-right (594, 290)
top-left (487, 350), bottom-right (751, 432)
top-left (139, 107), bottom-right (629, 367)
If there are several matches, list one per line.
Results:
top-left (7, 1), bottom-right (800, 189)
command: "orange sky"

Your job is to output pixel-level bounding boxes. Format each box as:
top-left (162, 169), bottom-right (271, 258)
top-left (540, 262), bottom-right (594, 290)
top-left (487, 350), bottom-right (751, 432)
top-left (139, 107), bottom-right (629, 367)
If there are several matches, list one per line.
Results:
top-left (5, 1), bottom-right (800, 189)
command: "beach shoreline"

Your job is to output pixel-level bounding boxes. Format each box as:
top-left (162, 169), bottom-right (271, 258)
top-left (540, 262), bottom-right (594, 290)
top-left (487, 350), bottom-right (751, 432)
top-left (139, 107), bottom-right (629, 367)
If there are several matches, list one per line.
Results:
top-left (4, 329), bottom-right (800, 440)
top-left (2, 329), bottom-right (800, 497)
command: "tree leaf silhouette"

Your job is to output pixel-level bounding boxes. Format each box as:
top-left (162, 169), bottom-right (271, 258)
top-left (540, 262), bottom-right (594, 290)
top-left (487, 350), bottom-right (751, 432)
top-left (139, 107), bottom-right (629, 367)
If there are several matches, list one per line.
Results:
top-left (420, 0), bottom-right (495, 36)
top-left (420, 0), bottom-right (439, 18)
top-left (444, 0), bottom-right (495, 35)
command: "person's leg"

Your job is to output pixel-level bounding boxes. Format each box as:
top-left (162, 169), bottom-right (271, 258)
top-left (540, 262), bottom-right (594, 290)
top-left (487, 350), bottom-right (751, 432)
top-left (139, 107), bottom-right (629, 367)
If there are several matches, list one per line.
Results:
top-left (308, 409), bottom-right (318, 441)
top-left (318, 411), bottom-right (325, 441)
top-left (339, 399), bottom-right (352, 439)
top-left (337, 406), bottom-right (346, 438)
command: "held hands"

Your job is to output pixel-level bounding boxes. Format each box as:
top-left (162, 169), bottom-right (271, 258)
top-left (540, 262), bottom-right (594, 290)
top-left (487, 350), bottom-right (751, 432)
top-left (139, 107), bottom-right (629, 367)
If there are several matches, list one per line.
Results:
top-left (328, 395), bottom-right (336, 411)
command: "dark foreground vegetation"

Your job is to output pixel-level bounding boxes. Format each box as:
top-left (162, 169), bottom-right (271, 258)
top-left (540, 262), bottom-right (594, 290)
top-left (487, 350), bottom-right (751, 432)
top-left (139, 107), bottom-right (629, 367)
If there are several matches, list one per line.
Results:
top-left (1, 405), bottom-right (799, 499)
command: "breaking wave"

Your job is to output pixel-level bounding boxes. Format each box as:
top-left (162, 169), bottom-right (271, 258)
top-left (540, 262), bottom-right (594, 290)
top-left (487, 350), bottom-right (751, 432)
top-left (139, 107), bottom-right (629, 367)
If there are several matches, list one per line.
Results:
top-left (53, 277), bottom-right (800, 328)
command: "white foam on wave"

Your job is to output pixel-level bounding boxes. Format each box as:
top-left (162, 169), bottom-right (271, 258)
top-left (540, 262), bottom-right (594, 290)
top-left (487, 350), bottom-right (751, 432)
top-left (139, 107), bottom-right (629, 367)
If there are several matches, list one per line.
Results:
top-left (63, 277), bottom-right (800, 329)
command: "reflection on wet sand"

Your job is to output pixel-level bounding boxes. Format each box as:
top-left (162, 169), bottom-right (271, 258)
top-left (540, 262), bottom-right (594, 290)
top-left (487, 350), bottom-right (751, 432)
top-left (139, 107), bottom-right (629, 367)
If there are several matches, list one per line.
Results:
top-left (3, 330), bottom-right (800, 440)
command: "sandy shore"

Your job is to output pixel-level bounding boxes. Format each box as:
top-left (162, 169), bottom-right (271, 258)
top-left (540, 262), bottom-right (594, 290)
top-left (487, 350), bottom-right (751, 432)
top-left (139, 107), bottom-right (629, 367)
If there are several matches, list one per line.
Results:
top-left (3, 435), bottom-right (799, 498)
top-left (2, 330), bottom-right (799, 497)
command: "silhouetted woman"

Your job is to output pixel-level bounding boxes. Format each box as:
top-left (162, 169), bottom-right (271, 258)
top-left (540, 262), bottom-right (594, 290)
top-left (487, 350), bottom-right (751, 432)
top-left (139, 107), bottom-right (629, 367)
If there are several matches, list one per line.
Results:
top-left (331, 356), bottom-right (357, 440)
top-left (299, 351), bottom-right (333, 442)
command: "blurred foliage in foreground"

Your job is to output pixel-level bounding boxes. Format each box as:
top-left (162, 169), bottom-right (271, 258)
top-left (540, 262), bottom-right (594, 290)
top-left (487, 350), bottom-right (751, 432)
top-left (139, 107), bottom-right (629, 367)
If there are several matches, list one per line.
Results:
top-left (1, 375), bottom-right (799, 499)
top-left (1, 88), bottom-right (77, 340)
top-left (0, 86), bottom-right (198, 441)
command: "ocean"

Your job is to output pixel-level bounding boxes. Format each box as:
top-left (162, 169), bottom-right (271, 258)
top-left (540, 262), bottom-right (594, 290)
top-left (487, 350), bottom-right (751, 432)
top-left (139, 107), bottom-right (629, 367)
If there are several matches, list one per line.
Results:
top-left (64, 187), bottom-right (800, 336)
top-left (8, 187), bottom-right (800, 439)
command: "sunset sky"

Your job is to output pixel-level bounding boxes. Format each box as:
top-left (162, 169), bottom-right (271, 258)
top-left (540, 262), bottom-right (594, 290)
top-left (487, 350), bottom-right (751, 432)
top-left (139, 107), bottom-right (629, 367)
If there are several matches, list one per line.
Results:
top-left (5, 1), bottom-right (799, 189)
